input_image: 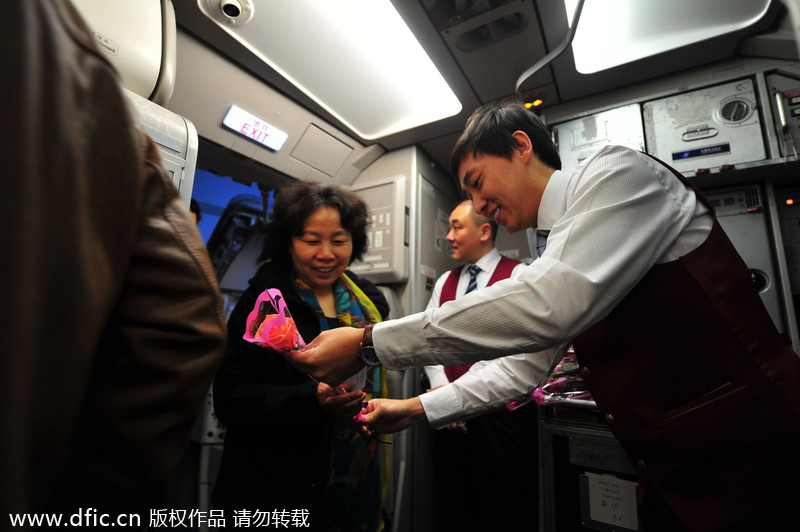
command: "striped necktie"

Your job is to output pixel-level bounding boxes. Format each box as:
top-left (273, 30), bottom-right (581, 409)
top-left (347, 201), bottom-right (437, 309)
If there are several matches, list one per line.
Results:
top-left (444, 265), bottom-right (482, 383)
top-left (536, 229), bottom-right (550, 256)
top-left (465, 264), bottom-right (481, 294)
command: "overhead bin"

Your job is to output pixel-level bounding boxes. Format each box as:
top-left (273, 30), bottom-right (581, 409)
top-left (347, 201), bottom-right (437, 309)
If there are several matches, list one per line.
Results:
top-left (68, 0), bottom-right (176, 105)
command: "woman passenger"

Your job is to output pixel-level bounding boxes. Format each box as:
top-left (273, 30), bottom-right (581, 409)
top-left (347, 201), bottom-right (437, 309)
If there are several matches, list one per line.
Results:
top-left (212, 181), bottom-right (389, 531)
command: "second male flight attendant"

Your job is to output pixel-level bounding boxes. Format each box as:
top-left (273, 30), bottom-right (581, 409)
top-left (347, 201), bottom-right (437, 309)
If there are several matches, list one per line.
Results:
top-left (291, 100), bottom-right (800, 531)
top-left (423, 200), bottom-right (537, 532)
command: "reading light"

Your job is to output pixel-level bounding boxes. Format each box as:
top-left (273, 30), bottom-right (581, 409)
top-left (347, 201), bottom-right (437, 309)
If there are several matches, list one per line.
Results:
top-left (198, 0), bottom-right (462, 140)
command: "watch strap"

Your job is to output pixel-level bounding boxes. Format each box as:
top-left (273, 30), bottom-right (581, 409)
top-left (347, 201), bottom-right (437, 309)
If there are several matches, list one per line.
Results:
top-left (361, 323), bottom-right (375, 348)
top-left (358, 323), bottom-right (381, 367)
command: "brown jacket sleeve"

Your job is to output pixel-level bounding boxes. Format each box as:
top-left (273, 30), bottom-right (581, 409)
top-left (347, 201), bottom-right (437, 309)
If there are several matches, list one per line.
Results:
top-left (0, 0), bottom-right (225, 521)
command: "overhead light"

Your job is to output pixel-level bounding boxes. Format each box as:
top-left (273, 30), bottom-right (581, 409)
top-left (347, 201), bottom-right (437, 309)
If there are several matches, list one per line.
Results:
top-left (564, 0), bottom-right (773, 74)
top-left (198, 0), bottom-right (462, 140)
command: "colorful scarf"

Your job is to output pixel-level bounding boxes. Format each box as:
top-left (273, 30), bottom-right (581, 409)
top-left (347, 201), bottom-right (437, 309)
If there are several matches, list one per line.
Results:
top-left (293, 272), bottom-right (382, 332)
top-left (293, 273), bottom-right (388, 532)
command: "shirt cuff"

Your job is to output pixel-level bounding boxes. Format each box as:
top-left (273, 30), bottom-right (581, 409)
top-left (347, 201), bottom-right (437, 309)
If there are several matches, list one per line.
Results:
top-left (419, 386), bottom-right (463, 429)
top-left (372, 312), bottom-right (431, 369)
top-left (424, 366), bottom-right (450, 389)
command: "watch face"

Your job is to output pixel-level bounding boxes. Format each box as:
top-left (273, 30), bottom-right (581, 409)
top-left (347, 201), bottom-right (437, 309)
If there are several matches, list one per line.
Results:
top-left (359, 346), bottom-right (380, 366)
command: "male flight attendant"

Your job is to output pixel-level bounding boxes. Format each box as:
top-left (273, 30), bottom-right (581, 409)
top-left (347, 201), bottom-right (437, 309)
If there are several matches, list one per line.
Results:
top-left (423, 200), bottom-right (536, 532)
top-left (291, 100), bottom-right (800, 531)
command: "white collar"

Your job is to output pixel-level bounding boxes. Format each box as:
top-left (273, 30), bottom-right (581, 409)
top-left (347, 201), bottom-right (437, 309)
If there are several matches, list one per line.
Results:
top-left (470, 247), bottom-right (502, 274)
top-left (537, 169), bottom-right (569, 231)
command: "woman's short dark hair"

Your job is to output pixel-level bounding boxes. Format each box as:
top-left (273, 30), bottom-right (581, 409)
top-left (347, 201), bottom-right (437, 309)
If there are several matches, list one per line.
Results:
top-left (450, 99), bottom-right (561, 177)
top-left (259, 180), bottom-right (370, 265)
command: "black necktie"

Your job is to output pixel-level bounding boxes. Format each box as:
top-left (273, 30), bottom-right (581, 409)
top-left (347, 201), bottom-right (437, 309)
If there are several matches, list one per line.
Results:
top-left (465, 264), bottom-right (480, 294)
top-left (536, 229), bottom-right (550, 256)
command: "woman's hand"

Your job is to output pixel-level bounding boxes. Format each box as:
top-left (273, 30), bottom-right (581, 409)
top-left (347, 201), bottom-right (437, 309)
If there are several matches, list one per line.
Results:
top-left (316, 380), bottom-right (366, 417)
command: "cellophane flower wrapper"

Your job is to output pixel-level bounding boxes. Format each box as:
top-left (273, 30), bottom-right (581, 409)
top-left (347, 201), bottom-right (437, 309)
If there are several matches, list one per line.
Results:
top-left (532, 348), bottom-right (594, 405)
top-left (242, 288), bottom-right (306, 352)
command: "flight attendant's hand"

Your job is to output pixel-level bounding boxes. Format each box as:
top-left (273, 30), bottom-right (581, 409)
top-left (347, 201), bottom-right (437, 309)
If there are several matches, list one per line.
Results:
top-left (288, 327), bottom-right (365, 385)
top-left (355, 397), bottom-right (427, 435)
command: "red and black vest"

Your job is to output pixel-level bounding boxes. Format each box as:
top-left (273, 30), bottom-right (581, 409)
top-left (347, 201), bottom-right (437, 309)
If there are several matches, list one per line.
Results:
top-left (441, 256), bottom-right (520, 382)
top-left (572, 158), bottom-right (800, 531)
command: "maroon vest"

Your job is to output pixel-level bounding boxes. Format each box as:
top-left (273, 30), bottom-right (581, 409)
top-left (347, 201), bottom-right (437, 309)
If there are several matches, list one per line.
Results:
top-left (572, 161), bottom-right (800, 531)
top-left (442, 256), bottom-right (520, 382)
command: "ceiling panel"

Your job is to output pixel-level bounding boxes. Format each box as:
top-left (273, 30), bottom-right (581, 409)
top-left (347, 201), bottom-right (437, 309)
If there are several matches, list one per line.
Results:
top-left (172, 0), bottom-right (787, 176)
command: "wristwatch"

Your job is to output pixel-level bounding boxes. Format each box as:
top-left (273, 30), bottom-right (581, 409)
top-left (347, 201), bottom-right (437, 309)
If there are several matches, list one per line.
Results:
top-left (358, 323), bottom-right (381, 367)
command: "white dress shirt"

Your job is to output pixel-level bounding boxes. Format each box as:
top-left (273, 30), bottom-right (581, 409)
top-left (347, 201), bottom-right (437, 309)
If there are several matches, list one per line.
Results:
top-left (383, 145), bottom-right (713, 427)
top-left (423, 248), bottom-right (527, 389)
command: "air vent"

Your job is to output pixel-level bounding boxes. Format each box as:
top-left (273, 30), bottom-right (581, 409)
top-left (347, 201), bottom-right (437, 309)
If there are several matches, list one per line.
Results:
top-left (455, 12), bottom-right (528, 52)
top-left (705, 186), bottom-right (762, 217)
top-left (744, 187), bottom-right (761, 210)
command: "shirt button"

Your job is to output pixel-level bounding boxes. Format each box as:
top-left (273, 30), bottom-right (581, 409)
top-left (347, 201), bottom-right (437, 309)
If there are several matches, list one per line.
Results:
top-left (580, 367), bottom-right (591, 377)
top-left (604, 413), bottom-right (615, 425)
